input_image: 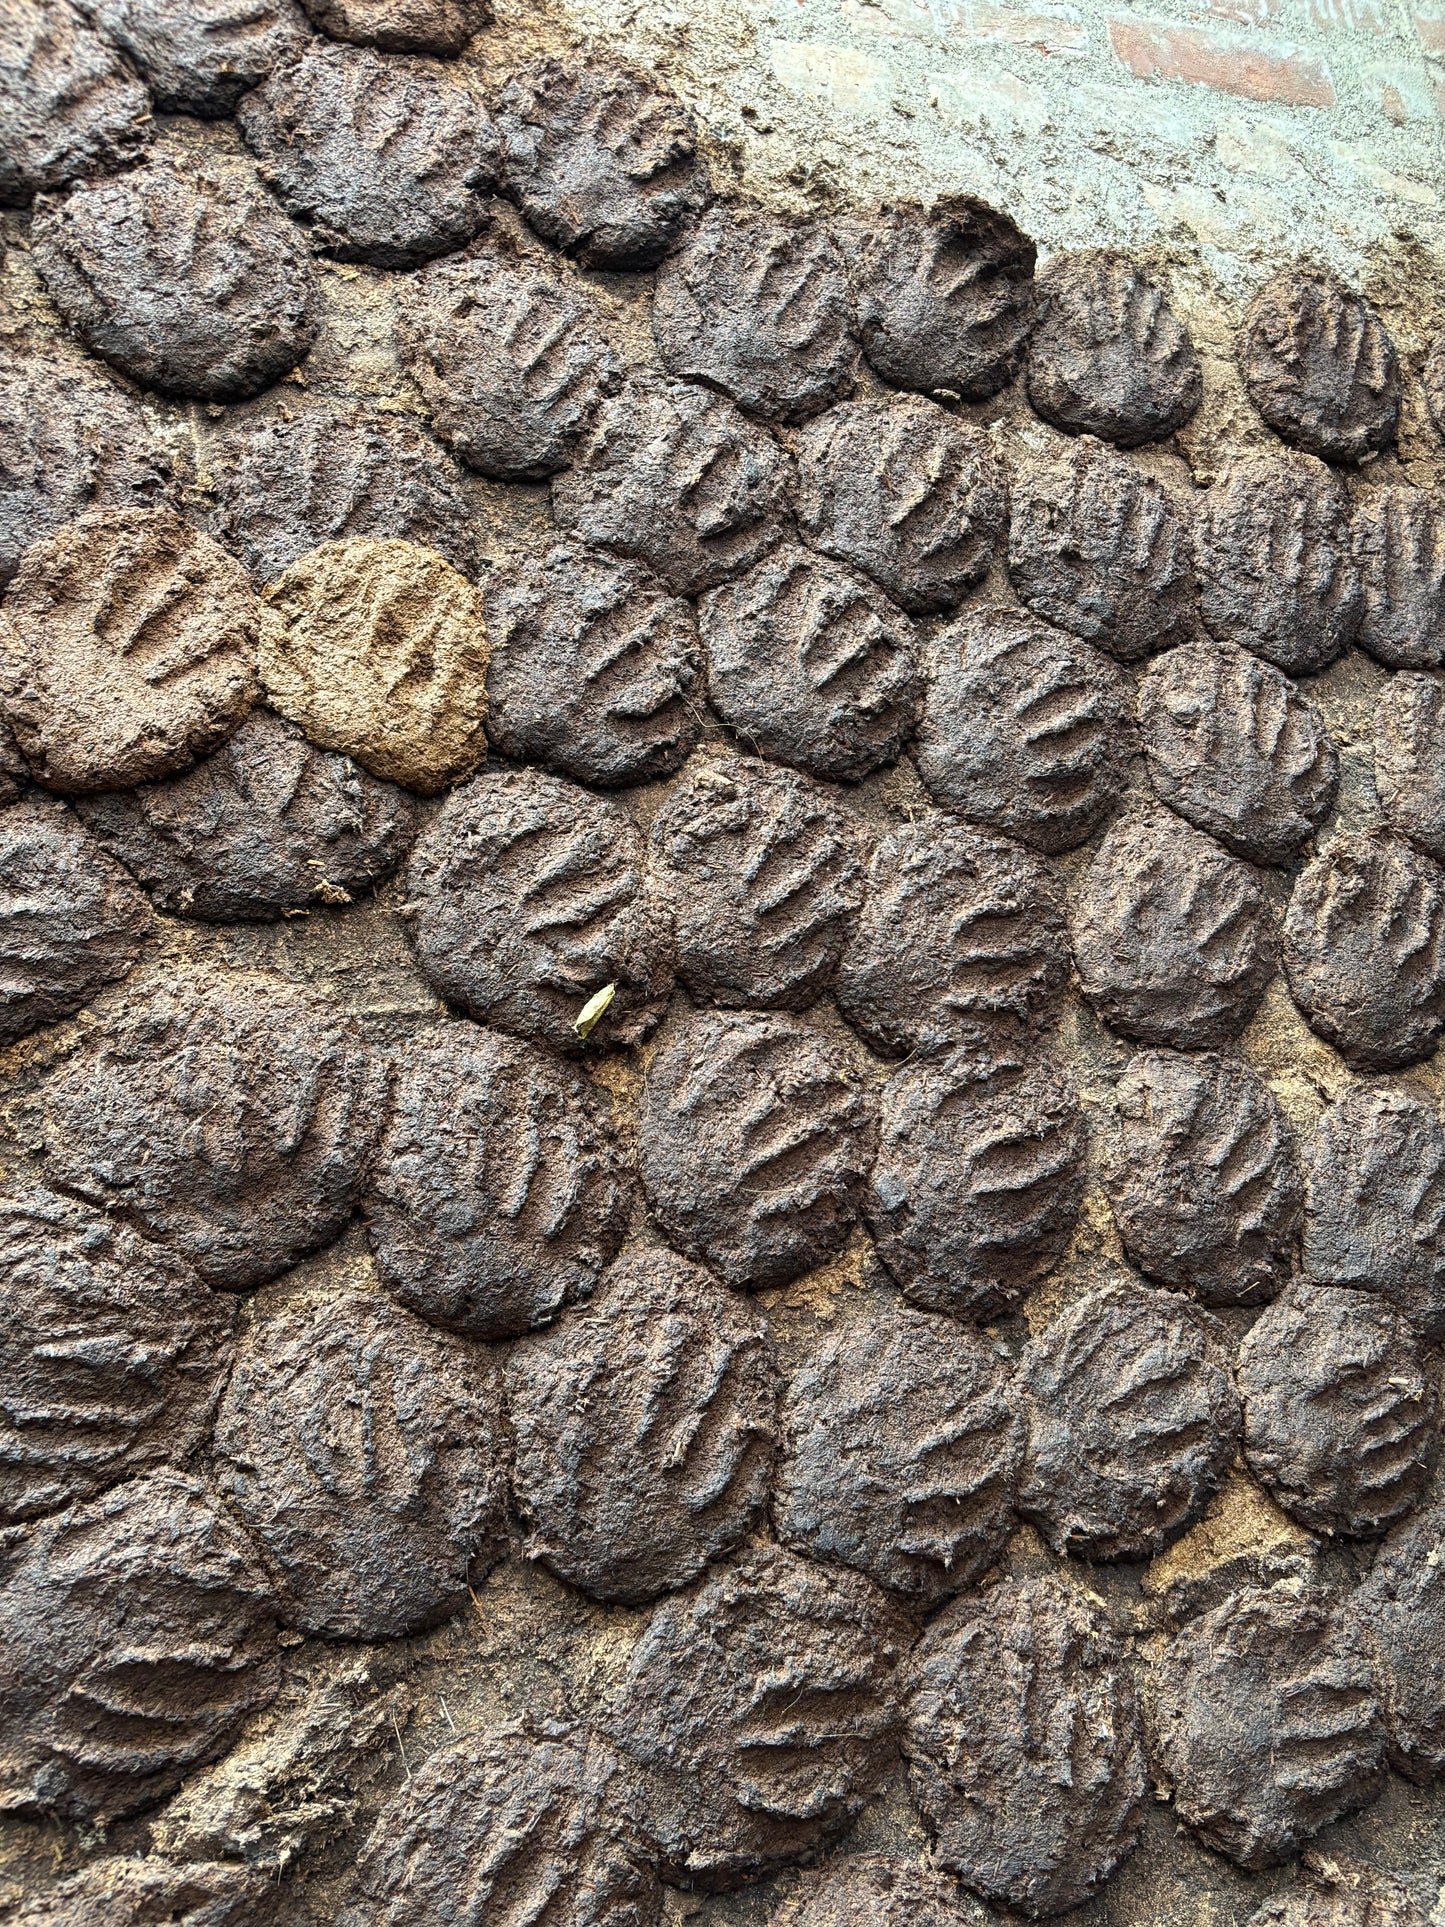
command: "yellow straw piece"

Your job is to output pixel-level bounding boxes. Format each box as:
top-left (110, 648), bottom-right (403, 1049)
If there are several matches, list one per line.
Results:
top-left (573, 982), bottom-right (617, 1040)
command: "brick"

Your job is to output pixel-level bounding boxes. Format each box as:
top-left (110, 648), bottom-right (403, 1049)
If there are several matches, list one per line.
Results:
top-left (1208, 0), bottom-right (1284, 23)
top-left (1364, 56), bottom-right (1437, 121)
top-left (1328, 137), bottom-right (1440, 203)
top-left (1312, 0), bottom-right (1392, 31)
top-left (771, 39), bottom-right (893, 110)
top-left (954, 1), bottom-right (1088, 56)
top-left (841, 0), bottom-right (938, 42)
top-left (926, 64), bottom-right (1051, 132)
top-left (1417, 2), bottom-right (1445, 53)
top-left (1107, 18), bottom-right (1337, 106)
top-left (1216, 114), bottom-right (1300, 176)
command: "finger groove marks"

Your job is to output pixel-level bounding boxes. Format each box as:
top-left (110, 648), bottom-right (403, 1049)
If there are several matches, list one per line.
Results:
top-left (839, 812), bottom-right (1068, 1057)
top-left (843, 194), bottom-right (1037, 401)
top-left (654, 210), bottom-right (857, 423)
top-left (605, 1545), bottom-right (906, 1887)
top-left (701, 545), bottom-right (917, 783)
top-left (30, 150), bottom-right (316, 402)
top-left (507, 1247), bottom-right (776, 1603)
top-left (0, 1471), bottom-right (278, 1822)
top-left (0, 349), bottom-right (173, 586)
top-left (1025, 250), bottom-right (1201, 447)
top-left (359, 1720), bottom-right (662, 1927)
top-left (84, 0), bottom-right (309, 117)
top-left (365, 1021), bottom-right (630, 1339)
top-left (1355, 1501), bottom-right (1445, 1783)
top-left (401, 246), bottom-right (622, 480)
top-left (403, 768), bottom-right (673, 1053)
top-left (0, 508), bottom-right (262, 794)
top-left (776, 1304), bottom-right (1022, 1604)
top-left (496, 59), bottom-right (709, 269)
top-left (905, 1575), bottom-right (1147, 1917)
top-left (0, 1190), bottom-right (234, 1524)
top-left (1148, 1586), bottom-right (1387, 1869)
top-left (640, 1010), bottom-right (875, 1289)
top-left (1016, 1281), bottom-right (1242, 1562)
top-left (1072, 810), bottom-right (1277, 1048)
top-left (206, 395), bottom-right (477, 583)
top-left (214, 1294), bottom-right (506, 1640)
top-left (75, 707), bottom-right (415, 923)
top-left (0, 796), bottom-right (153, 1044)
top-left (553, 376), bottom-right (791, 597)
top-left (1239, 1283), bottom-right (1437, 1539)
top-left (1238, 267), bottom-right (1399, 465)
top-left (1353, 487), bottom-right (1445, 671)
top-left (484, 545), bottom-right (701, 787)
top-left (868, 1038), bottom-right (1084, 1321)
top-left (0, 0), bottom-right (149, 203)
top-left (1376, 671), bottom-right (1445, 859)
top-left (1284, 834), bottom-right (1445, 1070)
top-left (1139, 639), bottom-right (1338, 866)
top-left (42, 974), bottom-right (385, 1291)
top-left (797, 395), bottom-right (1007, 614)
top-left (1197, 454), bottom-right (1361, 676)
top-left (916, 607), bottom-right (1132, 853)
top-left (237, 40), bottom-right (498, 269)
top-left (1104, 1050), bottom-right (1301, 1306)
top-left (651, 757), bottom-right (864, 1009)
top-left (12, 1856), bottom-right (273, 1927)
top-left (1008, 436), bottom-right (1196, 660)
top-left (1304, 1084), bottom-right (1445, 1339)
top-left (260, 536), bottom-right (489, 795)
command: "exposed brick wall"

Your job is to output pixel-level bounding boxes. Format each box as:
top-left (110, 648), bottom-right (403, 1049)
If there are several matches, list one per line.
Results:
top-left (1313, 0), bottom-right (1391, 30)
top-left (802, 0), bottom-right (1442, 127)
top-left (1107, 17), bottom-right (1336, 107)
top-left (573, 0), bottom-right (1445, 304)
top-left (955, 1), bottom-right (1089, 55)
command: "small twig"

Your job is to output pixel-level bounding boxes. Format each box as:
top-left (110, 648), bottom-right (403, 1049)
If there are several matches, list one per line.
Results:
top-left (390, 1707), bottom-right (412, 1784)
top-left (440, 1696), bottom-right (457, 1733)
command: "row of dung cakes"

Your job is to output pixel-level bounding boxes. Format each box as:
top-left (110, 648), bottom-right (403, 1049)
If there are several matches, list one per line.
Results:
top-left (12, 400), bottom-right (1444, 709)
top-left (1, 607), bottom-right (1432, 1917)
top-left (11, 1700), bottom-right (1443, 1927)
top-left (5, 509), bottom-right (1445, 1070)
top-left (1, 513), bottom-right (1442, 1915)
top-left (2, 1025), bottom-right (1445, 1896)
top-left (0, 1267), bottom-right (1438, 1921)
top-left (13, 903), bottom-right (1445, 1330)
top-left (1, 3), bottom-right (1437, 481)
top-left (8, 2), bottom-right (1445, 964)
top-left (5, 181), bottom-right (1441, 601)
top-left (5, 7), bottom-right (1445, 1925)
top-left (3, 1052), bottom-right (1438, 1574)
top-left (0, 5), bottom-right (1419, 448)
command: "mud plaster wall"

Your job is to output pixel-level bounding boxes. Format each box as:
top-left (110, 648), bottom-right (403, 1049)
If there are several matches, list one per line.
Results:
top-left (4, 0), bottom-right (1445, 1924)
